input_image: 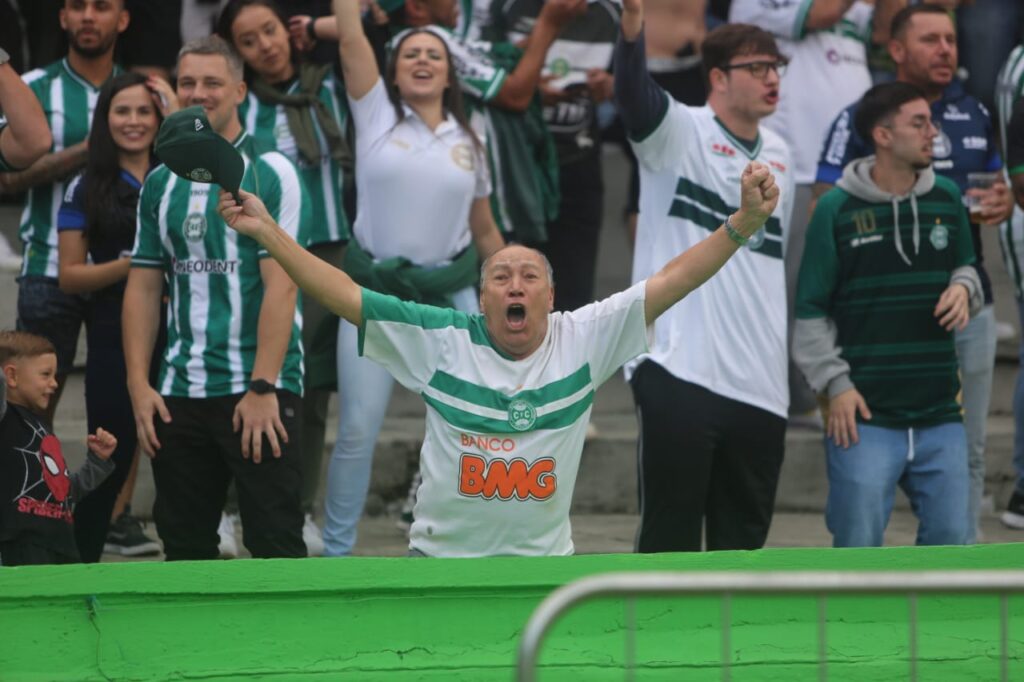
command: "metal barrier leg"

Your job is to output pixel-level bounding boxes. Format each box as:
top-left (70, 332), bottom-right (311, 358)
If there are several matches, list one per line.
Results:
top-left (818, 594), bottom-right (828, 682)
top-left (721, 593), bottom-right (732, 682)
top-left (1001, 593), bottom-right (1009, 682)
top-left (625, 597), bottom-right (635, 682)
top-left (908, 593), bottom-right (918, 682)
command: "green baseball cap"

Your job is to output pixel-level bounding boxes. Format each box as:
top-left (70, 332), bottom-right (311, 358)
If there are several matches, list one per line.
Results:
top-left (155, 106), bottom-right (244, 198)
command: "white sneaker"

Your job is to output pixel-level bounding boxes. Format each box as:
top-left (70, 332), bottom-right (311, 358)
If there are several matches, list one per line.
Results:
top-left (218, 512), bottom-right (239, 559)
top-left (303, 513), bottom-right (324, 557)
top-left (996, 320), bottom-right (1018, 343)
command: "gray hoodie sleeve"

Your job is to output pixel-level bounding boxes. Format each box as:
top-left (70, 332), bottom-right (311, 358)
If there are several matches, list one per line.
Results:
top-left (70, 451), bottom-right (115, 502)
top-left (951, 265), bottom-right (984, 318)
top-left (792, 317), bottom-right (855, 398)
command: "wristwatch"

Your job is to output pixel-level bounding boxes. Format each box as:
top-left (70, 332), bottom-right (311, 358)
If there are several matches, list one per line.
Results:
top-left (0, 48), bottom-right (10, 67)
top-left (249, 378), bottom-right (275, 395)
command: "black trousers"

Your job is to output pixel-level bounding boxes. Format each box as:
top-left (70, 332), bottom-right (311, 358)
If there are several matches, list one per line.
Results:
top-left (631, 361), bottom-right (786, 552)
top-left (536, 154), bottom-right (603, 313)
top-left (152, 392), bottom-right (305, 560)
top-left (0, 540), bottom-right (77, 567)
top-left (73, 297), bottom-right (135, 563)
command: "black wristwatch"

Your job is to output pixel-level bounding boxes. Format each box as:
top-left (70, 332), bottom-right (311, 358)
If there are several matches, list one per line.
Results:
top-left (249, 378), bottom-right (275, 395)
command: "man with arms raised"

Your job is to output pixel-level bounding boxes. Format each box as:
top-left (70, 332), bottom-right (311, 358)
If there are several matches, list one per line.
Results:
top-left (614, 7), bottom-right (795, 552)
top-left (124, 36), bottom-right (309, 561)
top-left (218, 163), bottom-right (781, 557)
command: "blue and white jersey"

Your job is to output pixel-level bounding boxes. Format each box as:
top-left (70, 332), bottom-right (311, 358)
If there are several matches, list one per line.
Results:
top-left (816, 80), bottom-right (1001, 192)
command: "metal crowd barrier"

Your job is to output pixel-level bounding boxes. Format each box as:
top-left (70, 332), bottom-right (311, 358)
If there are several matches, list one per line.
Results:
top-left (517, 570), bottom-right (1024, 682)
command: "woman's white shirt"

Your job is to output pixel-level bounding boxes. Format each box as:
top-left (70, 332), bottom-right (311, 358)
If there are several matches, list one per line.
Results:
top-left (348, 79), bottom-right (490, 265)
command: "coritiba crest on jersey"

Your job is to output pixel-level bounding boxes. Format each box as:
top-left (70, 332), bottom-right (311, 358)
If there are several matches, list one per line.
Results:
top-left (508, 398), bottom-right (536, 432)
top-left (183, 212), bottom-right (207, 242)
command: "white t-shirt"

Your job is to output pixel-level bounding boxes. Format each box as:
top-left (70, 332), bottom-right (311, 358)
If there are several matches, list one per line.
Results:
top-left (626, 103), bottom-right (794, 418)
top-left (359, 282), bottom-right (651, 557)
top-left (730, 0), bottom-right (873, 185)
top-left (348, 79), bottom-right (491, 265)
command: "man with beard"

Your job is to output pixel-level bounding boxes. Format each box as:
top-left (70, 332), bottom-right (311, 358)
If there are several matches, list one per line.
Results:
top-left (0, 0), bottom-right (130, 423)
top-left (794, 82), bottom-right (982, 547)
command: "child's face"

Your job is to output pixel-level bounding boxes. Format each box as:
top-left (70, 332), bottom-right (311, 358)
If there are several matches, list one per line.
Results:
top-left (4, 354), bottom-right (59, 413)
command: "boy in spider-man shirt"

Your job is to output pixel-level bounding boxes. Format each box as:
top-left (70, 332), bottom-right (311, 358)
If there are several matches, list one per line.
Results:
top-left (0, 331), bottom-right (117, 566)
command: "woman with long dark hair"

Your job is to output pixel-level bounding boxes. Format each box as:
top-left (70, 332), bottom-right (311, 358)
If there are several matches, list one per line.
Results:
top-left (322, 0), bottom-right (504, 556)
top-left (216, 0), bottom-right (353, 556)
top-left (57, 72), bottom-right (164, 562)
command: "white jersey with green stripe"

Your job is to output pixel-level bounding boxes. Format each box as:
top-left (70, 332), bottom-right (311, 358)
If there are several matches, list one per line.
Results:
top-left (132, 132), bottom-right (309, 398)
top-left (625, 103), bottom-right (794, 418)
top-left (238, 72), bottom-right (351, 246)
top-left (997, 45), bottom-right (1024, 298)
top-left (17, 59), bottom-right (121, 278)
top-left (359, 282), bottom-right (650, 557)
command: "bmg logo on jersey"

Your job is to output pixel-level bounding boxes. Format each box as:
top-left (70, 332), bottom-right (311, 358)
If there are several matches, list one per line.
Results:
top-left (458, 454), bottom-right (557, 501)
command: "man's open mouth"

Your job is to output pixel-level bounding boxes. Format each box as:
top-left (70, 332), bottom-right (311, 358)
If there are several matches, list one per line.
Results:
top-left (506, 303), bottom-right (526, 329)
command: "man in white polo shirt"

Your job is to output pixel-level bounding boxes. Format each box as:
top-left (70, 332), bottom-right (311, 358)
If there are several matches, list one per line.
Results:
top-left (218, 160), bottom-right (782, 557)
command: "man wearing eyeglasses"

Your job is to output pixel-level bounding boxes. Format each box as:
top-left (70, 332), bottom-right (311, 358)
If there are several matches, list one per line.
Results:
top-left (614, 9), bottom-right (795, 552)
top-left (815, 4), bottom-right (1014, 545)
top-left (728, 0), bottom-right (876, 420)
top-left (794, 81), bottom-right (981, 547)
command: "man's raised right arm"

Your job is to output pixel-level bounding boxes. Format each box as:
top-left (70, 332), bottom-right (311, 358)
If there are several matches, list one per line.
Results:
top-left (218, 190), bottom-right (364, 327)
top-left (613, 0), bottom-right (669, 140)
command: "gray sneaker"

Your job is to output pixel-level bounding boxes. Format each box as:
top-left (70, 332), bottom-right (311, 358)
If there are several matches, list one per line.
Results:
top-left (104, 512), bottom-right (161, 556)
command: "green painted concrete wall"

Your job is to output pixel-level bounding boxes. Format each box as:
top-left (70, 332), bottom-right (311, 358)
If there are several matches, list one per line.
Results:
top-left (1, 545), bottom-right (1023, 680)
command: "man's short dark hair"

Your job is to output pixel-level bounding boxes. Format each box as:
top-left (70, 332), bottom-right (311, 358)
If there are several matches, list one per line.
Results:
top-left (890, 3), bottom-right (953, 40)
top-left (701, 23), bottom-right (783, 87)
top-left (854, 81), bottom-right (928, 142)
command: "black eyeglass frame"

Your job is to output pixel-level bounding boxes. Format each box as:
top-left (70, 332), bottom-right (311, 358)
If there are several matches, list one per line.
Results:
top-left (716, 59), bottom-right (790, 80)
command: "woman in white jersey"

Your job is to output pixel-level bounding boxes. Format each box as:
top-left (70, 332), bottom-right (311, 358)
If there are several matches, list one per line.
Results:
top-left (217, 0), bottom-right (355, 557)
top-left (323, 0), bottom-right (505, 556)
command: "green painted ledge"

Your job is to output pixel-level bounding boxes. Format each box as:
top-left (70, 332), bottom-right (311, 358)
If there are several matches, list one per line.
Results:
top-left (2, 544), bottom-right (1023, 680)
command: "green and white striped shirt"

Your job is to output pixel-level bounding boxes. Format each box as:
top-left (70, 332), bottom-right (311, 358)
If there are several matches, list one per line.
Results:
top-left (18, 59), bottom-right (122, 278)
top-left (132, 132), bottom-right (309, 398)
top-left (239, 72), bottom-right (351, 246)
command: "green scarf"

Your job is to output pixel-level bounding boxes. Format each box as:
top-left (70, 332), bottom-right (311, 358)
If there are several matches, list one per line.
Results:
top-left (344, 240), bottom-right (480, 308)
top-left (249, 62), bottom-right (351, 169)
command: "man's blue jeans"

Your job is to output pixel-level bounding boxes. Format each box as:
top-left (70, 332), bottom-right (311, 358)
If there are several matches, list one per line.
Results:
top-left (825, 422), bottom-right (970, 547)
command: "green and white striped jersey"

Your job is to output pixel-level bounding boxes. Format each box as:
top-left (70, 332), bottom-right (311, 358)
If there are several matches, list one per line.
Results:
top-left (359, 282), bottom-right (650, 557)
top-left (18, 59), bottom-right (121, 278)
top-left (132, 132), bottom-right (309, 398)
top-left (239, 72), bottom-right (351, 246)
top-left (996, 45), bottom-right (1024, 297)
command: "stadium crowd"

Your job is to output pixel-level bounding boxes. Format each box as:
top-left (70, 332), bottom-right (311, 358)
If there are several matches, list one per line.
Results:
top-left (1, 0), bottom-right (1024, 565)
